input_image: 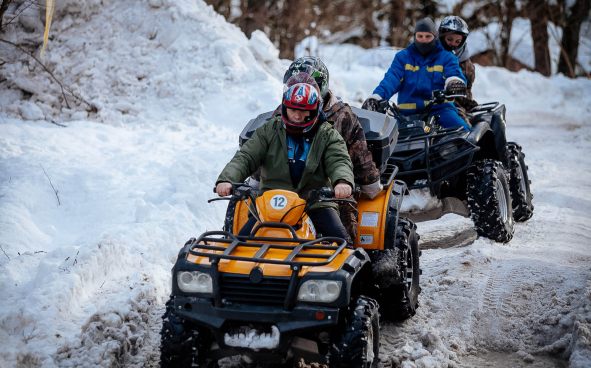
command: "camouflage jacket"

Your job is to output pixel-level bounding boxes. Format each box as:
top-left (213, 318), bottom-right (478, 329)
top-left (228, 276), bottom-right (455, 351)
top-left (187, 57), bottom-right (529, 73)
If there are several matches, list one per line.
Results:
top-left (456, 58), bottom-right (479, 111)
top-left (323, 90), bottom-right (380, 186)
top-left (271, 91), bottom-right (380, 185)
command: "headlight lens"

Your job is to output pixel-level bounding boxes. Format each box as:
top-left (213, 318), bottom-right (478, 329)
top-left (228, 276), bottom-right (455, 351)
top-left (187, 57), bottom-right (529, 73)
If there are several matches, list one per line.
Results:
top-left (297, 280), bottom-right (342, 303)
top-left (176, 271), bottom-right (212, 293)
top-left (438, 143), bottom-right (459, 160)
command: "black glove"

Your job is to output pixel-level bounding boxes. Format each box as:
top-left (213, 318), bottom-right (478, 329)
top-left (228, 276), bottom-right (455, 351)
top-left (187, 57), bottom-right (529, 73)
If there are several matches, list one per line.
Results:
top-left (362, 96), bottom-right (382, 111)
top-left (445, 78), bottom-right (467, 97)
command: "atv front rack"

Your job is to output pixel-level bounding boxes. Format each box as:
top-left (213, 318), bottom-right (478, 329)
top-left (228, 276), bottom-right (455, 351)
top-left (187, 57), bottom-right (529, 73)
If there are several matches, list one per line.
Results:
top-left (389, 127), bottom-right (479, 191)
top-left (186, 227), bottom-right (350, 309)
top-left (188, 227), bottom-right (348, 268)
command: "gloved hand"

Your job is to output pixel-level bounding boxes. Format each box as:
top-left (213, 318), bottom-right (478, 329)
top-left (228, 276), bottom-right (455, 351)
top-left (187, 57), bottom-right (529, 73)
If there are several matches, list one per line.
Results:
top-left (444, 77), bottom-right (467, 97)
top-left (361, 94), bottom-right (383, 111)
top-left (361, 180), bottom-right (383, 199)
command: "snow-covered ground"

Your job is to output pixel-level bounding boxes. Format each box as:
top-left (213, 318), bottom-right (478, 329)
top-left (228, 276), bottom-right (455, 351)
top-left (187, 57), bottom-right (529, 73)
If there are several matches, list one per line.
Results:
top-left (1, 1), bottom-right (591, 367)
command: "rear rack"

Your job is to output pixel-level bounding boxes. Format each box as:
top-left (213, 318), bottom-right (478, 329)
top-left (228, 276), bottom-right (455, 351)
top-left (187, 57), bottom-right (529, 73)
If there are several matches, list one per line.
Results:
top-left (390, 127), bottom-right (479, 190)
top-left (380, 163), bottom-right (399, 186)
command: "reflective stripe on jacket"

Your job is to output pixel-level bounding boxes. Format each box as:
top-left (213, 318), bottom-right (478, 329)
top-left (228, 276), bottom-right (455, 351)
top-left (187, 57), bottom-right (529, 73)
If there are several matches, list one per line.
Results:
top-left (373, 41), bottom-right (466, 115)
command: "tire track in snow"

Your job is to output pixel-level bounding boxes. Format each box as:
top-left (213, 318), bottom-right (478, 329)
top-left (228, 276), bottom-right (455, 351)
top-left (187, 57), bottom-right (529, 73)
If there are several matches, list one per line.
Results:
top-left (420, 228), bottom-right (478, 249)
top-left (472, 259), bottom-right (579, 353)
top-left (479, 264), bottom-right (511, 331)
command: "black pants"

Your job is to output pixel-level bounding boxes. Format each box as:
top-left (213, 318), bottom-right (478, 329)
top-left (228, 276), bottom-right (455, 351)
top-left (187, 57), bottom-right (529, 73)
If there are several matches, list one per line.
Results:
top-left (239, 207), bottom-right (350, 243)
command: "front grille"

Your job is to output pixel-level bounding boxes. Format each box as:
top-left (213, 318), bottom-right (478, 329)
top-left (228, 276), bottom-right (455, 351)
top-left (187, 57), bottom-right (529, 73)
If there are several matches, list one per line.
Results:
top-left (219, 273), bottom-right (290, 306)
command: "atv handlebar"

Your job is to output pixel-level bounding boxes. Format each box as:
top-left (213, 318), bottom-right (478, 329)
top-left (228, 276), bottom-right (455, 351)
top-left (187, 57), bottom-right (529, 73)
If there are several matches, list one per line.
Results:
top-left (209, 182), bottom-right (258, 203)
top-left (209, 183), bottom-right (358, 205)
top-left (377, 89), bottom-right (466, 116)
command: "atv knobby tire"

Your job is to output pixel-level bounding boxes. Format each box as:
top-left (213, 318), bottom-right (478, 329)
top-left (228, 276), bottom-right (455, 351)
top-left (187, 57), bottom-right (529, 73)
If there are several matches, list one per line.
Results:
top-left (506, 142), bottom-right (534, 222)
top-left (372, 217), bottom-right (421, 321)
top-left (160, 298), bottom-right (213, 367)
top-left (466, 159), bottom-right (514, 243)
top-left (330, 296), bottom-right (380, 368)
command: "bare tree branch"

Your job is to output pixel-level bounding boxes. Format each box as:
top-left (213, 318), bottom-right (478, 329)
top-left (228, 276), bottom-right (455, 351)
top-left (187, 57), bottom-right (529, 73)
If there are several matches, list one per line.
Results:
top-left (41, 165), bottom-right (60, 206)
top-left (0, 244), bottom-right (10, 260)
top-left (1, 0), bottom-right (40, 31)
top-left (49, 119), bottom-right (67, 127)
top-left (0, 38), bottom-right (98, 112)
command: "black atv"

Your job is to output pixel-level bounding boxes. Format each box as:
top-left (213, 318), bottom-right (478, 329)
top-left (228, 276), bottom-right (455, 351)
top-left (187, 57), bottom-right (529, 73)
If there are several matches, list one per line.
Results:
top-left (363, 90), bottom-right (533, 243)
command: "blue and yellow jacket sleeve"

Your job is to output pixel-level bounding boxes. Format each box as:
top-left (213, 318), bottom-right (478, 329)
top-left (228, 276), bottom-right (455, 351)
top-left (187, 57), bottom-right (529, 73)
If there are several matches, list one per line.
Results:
top-left (372, 43), bottom-right (467, 115)
top-left (372, 50), bottom-right (407, 100)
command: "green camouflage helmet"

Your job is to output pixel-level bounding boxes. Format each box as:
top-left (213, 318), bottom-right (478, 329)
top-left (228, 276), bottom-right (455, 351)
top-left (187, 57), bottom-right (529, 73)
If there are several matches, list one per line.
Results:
top-left (283, 56), bottom-right (330, 99)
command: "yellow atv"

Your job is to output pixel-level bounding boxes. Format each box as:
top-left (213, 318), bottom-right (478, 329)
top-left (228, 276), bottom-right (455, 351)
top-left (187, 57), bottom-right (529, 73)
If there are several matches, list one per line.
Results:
top-left (160, 173), bottom-right (420, 367)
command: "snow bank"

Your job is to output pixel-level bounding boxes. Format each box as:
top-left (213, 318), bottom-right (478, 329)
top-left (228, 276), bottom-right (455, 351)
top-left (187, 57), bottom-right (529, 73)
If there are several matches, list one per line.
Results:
top-left (0, 0), bottom-right (284, 127)
top-left (1, 1), bottom-right (591, 367)
top-left (1, 0), bottom-right (284, 366)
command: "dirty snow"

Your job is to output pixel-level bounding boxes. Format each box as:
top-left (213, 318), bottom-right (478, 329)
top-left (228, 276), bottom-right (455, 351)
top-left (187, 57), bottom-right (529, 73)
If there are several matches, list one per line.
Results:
top-left (1, 1), bottom-right (591, 367)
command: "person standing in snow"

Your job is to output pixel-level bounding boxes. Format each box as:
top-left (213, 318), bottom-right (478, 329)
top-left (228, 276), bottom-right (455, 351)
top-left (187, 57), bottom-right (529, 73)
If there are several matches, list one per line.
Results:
top-left (438, 15), bottom-right (479, 118)
top-left (281, 57), bottom-right (382, 241)
top-left (362, 17), bottom-right (470, 131)
top-left (216, 80), bottom-right (354, 242)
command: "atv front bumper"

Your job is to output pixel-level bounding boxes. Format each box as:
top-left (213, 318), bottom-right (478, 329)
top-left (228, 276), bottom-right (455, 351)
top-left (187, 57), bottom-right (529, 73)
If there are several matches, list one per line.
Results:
top-left (172, 295), bottom-right (341, 361)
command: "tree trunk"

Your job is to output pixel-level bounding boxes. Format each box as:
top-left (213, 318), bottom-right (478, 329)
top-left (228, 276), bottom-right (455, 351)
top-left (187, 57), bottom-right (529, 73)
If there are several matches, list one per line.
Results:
top-left (276, 0), bottom-right (315, 59)
top-left (527, 1), bottom-right (551, 76)
top-left (499, 0), bottom-right (517, 67)
top-left (359, 0), bottom-right (379, 48)
top-left (205, 0), bottom-right (233, 20)
top-left (388, 0), bottom-right (407, 47)
top-left (420, 0), bottom-right (437, 18)
top-left (239, 0), bottom-right (268, 37)
top-left (558, 0), bottom-right (590, 77)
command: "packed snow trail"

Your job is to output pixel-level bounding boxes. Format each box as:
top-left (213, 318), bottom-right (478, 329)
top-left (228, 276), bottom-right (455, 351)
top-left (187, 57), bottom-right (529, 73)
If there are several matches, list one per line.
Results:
top-left (1, 1), bottom-right (591, 367)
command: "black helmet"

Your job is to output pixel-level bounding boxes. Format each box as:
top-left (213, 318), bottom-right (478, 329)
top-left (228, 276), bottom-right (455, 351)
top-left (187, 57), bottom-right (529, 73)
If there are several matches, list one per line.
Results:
top-left (438, 16), bottom-right (469, 56)
top-left (283, 56), bottom-right (329, 100)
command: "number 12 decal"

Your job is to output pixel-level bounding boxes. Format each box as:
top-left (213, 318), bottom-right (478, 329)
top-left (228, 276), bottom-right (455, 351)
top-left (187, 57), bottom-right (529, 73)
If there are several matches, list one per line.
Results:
top-left (270, 195), bottom-right (287, 209)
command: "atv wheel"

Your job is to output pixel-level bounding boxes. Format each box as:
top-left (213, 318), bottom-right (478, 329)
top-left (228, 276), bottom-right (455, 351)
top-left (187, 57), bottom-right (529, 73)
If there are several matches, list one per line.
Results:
top-left (506, 142), bottom-right (534, 221)
top-left (160, 298), bottom-right (213, 367)
top-left (373, 218), bottom-right (421, 321)
top-left (466, 159), bottom-right (514, 243)
top-left (330, 296), bottom-right (380, 368)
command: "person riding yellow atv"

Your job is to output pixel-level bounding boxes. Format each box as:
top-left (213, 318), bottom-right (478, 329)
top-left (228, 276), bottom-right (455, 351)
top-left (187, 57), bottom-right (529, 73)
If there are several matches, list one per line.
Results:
top-left (160, 109), bottom-right (421, 367)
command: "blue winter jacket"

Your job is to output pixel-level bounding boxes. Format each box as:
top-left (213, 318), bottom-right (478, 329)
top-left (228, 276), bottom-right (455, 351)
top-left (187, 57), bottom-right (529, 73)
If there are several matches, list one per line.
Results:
top-left (373, 41), bottom-right (466, 115)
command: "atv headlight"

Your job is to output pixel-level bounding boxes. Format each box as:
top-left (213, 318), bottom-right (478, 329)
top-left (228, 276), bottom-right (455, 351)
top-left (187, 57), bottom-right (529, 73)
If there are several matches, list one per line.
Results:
top-left (177, 271), bottom-right (212, 293)
top-left (297, 280), bottom-right (342, 303)
top-left (438, 143), bottom-right (458, 160)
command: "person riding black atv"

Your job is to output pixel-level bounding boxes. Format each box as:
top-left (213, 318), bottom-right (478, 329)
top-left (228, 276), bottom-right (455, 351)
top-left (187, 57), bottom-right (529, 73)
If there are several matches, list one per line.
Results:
top-left (160, 111), bottom-right (421, 367)
top-left (363, 90), bottom-right (533, 243)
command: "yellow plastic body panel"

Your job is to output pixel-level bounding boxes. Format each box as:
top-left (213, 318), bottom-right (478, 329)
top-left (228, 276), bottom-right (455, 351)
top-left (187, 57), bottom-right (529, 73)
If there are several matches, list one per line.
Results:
top-left (255, 190), bottom-right (306, 225)
top-left (353, 182), bottom-right (393, 250)
top-left (232, 199), bottom-right (251, 235)
top-left (232, 186), bottom-right (393, 250)
top-left (204, 186), bottom-right (393, 278)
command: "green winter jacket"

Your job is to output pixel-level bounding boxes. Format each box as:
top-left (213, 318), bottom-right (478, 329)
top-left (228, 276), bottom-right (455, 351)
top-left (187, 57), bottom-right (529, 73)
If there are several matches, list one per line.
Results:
top-left (217, 115), bottom-right (354, 209)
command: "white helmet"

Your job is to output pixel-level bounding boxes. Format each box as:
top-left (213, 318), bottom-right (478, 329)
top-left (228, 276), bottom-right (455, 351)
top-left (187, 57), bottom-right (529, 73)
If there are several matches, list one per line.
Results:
top-left (439, 16), bottom-right (469, 56)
